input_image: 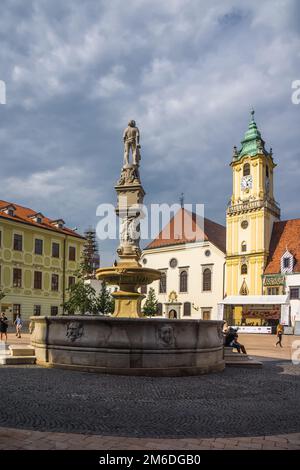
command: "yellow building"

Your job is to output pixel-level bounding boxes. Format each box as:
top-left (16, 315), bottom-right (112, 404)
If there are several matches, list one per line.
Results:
top-left (226, 110), bottom-right (280, 298)
top-left (0, 200), bottom-right (85, 323)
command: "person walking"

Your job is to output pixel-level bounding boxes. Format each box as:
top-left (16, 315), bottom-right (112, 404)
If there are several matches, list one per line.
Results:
top-left (276, 323), bottom-right (284, 347)
top-left (14, 314), bottom-right (23, 339)
top-left (0, 312), bottom-right (9, 341)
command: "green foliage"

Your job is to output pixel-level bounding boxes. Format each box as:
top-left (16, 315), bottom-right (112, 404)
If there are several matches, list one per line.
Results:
top-left (96, 281), bottom-right (115, 315)
top-left (143, 287), bottom-right (158, 317)
top-left (0, 288), bottom-right (5, 302)
top-left (63, 280), bottom-right (98, 315)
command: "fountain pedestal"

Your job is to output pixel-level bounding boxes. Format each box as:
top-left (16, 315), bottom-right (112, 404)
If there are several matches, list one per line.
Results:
top-left (97, 160), bottom-right (161, 317)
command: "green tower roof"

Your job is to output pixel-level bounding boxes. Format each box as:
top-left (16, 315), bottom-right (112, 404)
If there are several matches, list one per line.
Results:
top-left (233, 109), bottom-right (272, 161)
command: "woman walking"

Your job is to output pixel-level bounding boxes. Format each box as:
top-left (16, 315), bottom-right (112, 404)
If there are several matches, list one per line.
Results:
top-left (276, 323), bottom-right (284, 348)
top-left (14, 314), bottom-right (23, 339)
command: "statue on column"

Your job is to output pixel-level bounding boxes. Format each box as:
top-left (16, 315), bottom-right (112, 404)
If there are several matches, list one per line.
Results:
top-left (123, 120), bottom-right (141, 167)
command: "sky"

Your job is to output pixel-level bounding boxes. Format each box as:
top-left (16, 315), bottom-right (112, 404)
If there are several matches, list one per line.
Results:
top-left (0, 0), bottom-right (300, 265)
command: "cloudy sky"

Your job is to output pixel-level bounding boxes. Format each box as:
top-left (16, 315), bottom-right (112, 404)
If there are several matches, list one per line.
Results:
top-left (0, 0), bottom-right (299, 264)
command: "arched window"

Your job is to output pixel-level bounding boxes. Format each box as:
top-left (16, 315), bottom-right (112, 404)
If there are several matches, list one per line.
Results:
top-left (243, 163), bottom-right (250, 176)
top-left (241, 264), bottom-right (248, 275)
top-left (180, 270), bottom-right (188, 292)
top-left (183, 302), bottom-right (191, 316)
top-left (241, 241), bottom-right (247, 252)
top-left (157, 303), bottom-right (163, 316)
top-left (203, 268), bottom-right (212, 291)
top-left (159, 272), bottom-right (167, 294)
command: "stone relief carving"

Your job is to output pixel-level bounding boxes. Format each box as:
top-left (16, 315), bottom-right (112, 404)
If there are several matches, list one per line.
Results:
top-left (117, 165), bottom-right (140, 186)
top-left (29, 321), bottom-right (35, 335)
top-left (66, 321), bottom-right (84, 342)
top-left (157, 325), bottom-right (175, 347)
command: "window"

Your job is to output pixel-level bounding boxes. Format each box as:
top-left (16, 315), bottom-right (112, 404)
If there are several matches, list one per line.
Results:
top-left (34, 239), bottom-right (43, 255)
top-left (50, 306), bottom-right (59, 316)
top-left (203, 268), bottom-right (212, 291)
top-left (52, 242), bottom-right (60, 258)
top-left (13, 268), bottom-right (22, 288)
top-left (205, 250), bottom-right (211, 257)
top-left (241, 241), bottom-right (247, 252)
top-left (69, 246), bottom-right (76, 261)
top-left (157, 303), bottom-right (163, 316)
top-left (267, 287), bottom-right (279, 295)
top-left (68, 276), bottom-right (76, 288)
top-left (180, 270), bottom-right (188, 292)
top-left (290, 288), bottom-right (300, 299)
top-left (283, 258), bottom-right (290, 269)
top-left (0, 231), bottom-right (2, 247)
top-left (266, 165), bottom-right (269, 178)
top-left (34, 305), bottom-right (41, 316)
top-left (183, 302), bottom-right (191, 316)
top-left (34, 271), bottom-right (42, 289)
top-left (13, 304), bottom-right (21, 322)
top-left (13, 234), bottom-right (23, 251)
top-left (140, 285), bottom-right (147, 294)
top-left (51, 274), bottom-right (59, 291)
top-left (241, 264), bottom-right (248, 275)
top-left (243, 163), bottom-right (250, 176)
top-left (241, 220), bottom-right (248, 229)
top-left (169, 258), bottom-right (178, 268)
top-left (159, 272), bottom-right (167, 294)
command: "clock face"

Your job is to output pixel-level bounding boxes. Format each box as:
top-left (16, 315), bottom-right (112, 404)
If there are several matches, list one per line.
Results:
top-left (241, 175), bottom-right (253, 191)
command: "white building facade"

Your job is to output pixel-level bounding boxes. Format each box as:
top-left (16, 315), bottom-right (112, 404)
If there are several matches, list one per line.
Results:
top-left (141, 209), bottom-right (226, 320)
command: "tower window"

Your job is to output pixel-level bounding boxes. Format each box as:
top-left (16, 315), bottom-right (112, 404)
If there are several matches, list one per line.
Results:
top-left (241, 241), bottom-right (247, 252)
top-left (241, 264), bottom-right (248, 275)
top-left (243, 163), bottom-right (250, 176)
top-left (266, 165), bottom-right (269, 178)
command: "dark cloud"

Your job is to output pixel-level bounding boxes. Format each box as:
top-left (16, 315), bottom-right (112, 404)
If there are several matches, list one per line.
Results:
top-left (0, 0), bottom-right (299, 264)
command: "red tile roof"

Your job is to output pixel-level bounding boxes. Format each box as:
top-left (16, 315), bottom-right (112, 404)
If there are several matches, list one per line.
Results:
top-left (145, 208), bottom-right (226, 253)
top-left (0, 199), bottom-right (84, 239)
top-left (265, 219), bottom-right (300, 274)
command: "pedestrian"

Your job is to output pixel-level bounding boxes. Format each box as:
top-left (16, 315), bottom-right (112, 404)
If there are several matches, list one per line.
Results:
top-left (14, 314), bottom-right (23, 338)
top-left (0, 311), bottom-right (9, 341)
top-left (275, 323), bottom-right (284, 348)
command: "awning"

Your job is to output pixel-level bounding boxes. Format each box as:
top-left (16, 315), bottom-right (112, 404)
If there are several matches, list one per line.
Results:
top-left (219, 295), bottom-right (289, 306)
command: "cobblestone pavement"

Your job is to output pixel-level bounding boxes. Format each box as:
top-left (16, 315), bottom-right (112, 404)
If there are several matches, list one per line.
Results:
top-left (0, 334), bottom-right (299, 449)
top-left (0, 427), bottom-right (299, 450)
top-left (0, 359), bottom-right (299, 439)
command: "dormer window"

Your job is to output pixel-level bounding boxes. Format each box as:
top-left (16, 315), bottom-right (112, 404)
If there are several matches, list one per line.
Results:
top-left (51, 219), bottom-right (65, 229)
top-left (1, 204), bottom-right (16, 216)
top-left (281, 250), bottom-right (294, 274)
top-left (28, 212), bottom-right (44, 224)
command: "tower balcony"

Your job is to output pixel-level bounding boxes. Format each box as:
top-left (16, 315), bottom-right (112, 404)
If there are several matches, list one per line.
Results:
top-left (227, 198), bottom-right (280, 218)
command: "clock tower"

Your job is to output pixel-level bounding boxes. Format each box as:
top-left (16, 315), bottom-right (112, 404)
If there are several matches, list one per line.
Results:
top-left (226, 110), bottom-right (280, 296)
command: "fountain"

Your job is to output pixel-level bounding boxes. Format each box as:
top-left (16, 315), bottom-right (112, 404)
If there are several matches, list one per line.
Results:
top-left (30, 120), bottom-right (225, 376)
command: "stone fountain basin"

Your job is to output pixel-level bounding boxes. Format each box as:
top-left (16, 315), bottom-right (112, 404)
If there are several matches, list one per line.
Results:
top-left (96, 266), bottom-right (161, 288)
top-left (30, 316), bottom-right (225, 376)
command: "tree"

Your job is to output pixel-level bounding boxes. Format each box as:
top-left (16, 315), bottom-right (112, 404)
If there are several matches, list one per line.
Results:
top-left (63, 280), bottom-right (98, 315)
top-left (82, 227), bottom-right (100, 279)
top-left (0, 288), bottom-right (5, 302)
top-left (143, 287), bottom-right (158, 317)
top-left (96, 282), bottom-right (115, 315)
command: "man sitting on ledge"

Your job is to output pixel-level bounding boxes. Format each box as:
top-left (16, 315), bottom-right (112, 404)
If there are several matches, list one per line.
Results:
top-left (225, 327), bottom-right (247, 355)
